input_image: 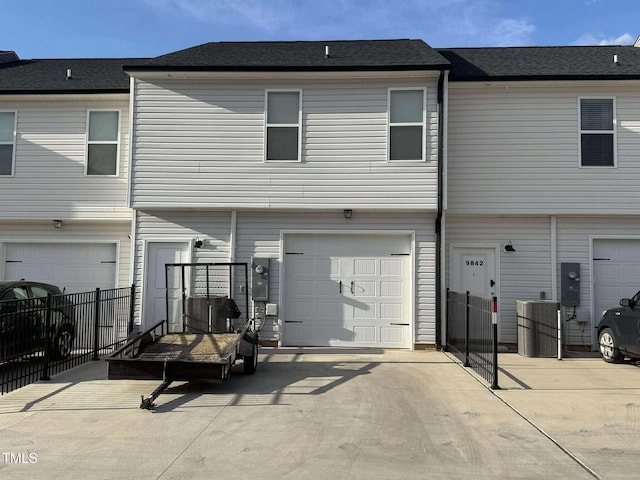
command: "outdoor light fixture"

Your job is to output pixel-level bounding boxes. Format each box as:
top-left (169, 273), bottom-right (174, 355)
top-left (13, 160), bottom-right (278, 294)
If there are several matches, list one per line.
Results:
top-left (505, 241), bottom-right (516, 252)
top-left (53, 219), bottom-right (63, 229)
top-left (194, 238), bottom-right (203, 248)
top-left (343, 209), bottom-right (353, 219)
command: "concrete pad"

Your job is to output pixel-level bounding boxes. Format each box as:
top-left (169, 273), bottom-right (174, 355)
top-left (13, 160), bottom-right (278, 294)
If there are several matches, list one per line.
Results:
top-left (495, 353), bottom-right (640, 480)
top-left (0, 350), bottom-right (601, 479)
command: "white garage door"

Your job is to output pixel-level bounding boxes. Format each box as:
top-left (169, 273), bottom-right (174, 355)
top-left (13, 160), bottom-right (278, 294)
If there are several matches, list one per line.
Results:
top-left (4, 243), bottom-right (117, 293)
top-left (283, 234), bottom-right (412, 348)
top-left (593, 239), bottom-right (640, 322)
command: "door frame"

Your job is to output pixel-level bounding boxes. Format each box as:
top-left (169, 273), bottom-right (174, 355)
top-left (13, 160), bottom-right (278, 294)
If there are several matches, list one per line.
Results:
top-left (279, 230), bottom-right (416, 348)
top-left (140, 238), bottom-right (193, 330)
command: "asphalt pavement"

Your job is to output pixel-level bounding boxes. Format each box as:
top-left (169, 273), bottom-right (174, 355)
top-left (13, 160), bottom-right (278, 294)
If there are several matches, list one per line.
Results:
top-left (0, 348), bottom-right (638, 479)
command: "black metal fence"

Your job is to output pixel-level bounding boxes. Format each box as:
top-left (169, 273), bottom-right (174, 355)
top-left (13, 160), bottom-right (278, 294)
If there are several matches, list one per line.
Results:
top-left (446, 289), bottom-right (499, 389)
top-left (1, 285), bottom-right (135, 394)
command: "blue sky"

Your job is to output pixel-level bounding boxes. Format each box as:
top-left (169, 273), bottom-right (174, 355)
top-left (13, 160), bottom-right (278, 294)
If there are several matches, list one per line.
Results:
top-left (2, 0), bottom-right (638, 59)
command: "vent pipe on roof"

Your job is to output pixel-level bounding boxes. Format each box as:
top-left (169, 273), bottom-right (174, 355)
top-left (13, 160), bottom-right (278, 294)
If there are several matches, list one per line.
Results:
top-left (66, 68), bottom-right (72, 80)
top-left (325, 45), bottom-right (330, 58)
top-left (613, 54), bottom-right (619, 64)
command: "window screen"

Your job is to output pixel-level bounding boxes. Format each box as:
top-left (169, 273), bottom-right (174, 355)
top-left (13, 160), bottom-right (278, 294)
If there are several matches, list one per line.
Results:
top-left (87, 111), bottom-right (119, 175)
top-left (0, 111), bottom-right (16, 175)
top-left (389, 89), bottom-right (424, 161)
top-left (266, 92), bottom-right (300, 161)
top-left (580, 99), bottom-right (614, 167)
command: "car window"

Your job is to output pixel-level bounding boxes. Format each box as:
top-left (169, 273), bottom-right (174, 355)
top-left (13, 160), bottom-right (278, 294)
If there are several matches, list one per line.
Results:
top-left (31, 286), bottom-right (50, 299)
top-left (633, 291), bottom-right (640, 305)
top-left (1, 287), bottom-right (30, 301)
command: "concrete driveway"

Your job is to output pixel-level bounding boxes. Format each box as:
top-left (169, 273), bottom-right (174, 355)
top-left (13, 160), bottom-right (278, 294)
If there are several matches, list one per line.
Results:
top-left (0, 348), bottom-right (637, 479)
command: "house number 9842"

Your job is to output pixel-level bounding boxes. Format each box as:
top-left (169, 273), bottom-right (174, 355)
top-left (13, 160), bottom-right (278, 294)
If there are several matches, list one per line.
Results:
top-left (465, 260), bottom-right (484, 266)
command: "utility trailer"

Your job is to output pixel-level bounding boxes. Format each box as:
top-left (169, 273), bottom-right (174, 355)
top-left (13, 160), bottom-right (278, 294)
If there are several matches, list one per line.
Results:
top-left (107, 263), bottom-right (259, 409)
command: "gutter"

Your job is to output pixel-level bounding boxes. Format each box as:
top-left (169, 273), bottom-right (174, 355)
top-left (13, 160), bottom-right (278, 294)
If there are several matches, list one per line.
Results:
top-left (435, 69), bottom-right (446, 350)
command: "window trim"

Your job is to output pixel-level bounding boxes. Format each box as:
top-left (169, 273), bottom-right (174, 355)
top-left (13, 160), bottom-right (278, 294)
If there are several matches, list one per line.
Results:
top-left (0, 110), bottom-right (17, 177)
top-left (578, 96), bottom-right (616, 168)
top-left (264, 89), bottom-right (303, 163)
top-left (387, 87), bottom-right (427, 162)
top-left (85, 109), bottom-right (121, 176)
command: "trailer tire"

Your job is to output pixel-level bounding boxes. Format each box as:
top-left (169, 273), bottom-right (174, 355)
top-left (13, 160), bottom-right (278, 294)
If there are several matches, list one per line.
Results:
top-left (243, 341), bottom-right (258, 375)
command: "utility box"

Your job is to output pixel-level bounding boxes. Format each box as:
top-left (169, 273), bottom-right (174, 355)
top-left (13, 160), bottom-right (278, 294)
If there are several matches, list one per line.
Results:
top-left (251, 257), bottom-right (270, 301)
top-left (560, 263), bottom-right (580, 307)
top-left (517, 300), bottom-right (559, 357)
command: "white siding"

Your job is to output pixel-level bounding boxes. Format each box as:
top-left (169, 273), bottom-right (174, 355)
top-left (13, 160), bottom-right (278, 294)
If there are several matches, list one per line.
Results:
top-left (446, 215), bottom-right (553, 343)
top-left (0, 96), bottom-right (130, 220)
top-left (133, 210), bottom-right (436, 345)
top-left (0, 220), bottom-right (131, 288)
top-left (447, 83), bottom-right (640, 215)
top-left (131, 77), bottom-right (440, 210)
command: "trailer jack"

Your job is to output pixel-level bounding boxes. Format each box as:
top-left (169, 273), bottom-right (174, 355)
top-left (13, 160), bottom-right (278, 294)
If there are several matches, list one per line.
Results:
top-left (141, 379), bottom-right (173, 410)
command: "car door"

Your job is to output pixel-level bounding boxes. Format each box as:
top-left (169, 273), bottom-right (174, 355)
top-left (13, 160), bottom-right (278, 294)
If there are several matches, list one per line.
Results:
top-left (612, 293), bottom-right (640, 356)
top-left (0, 286), bottom-right (35, 358)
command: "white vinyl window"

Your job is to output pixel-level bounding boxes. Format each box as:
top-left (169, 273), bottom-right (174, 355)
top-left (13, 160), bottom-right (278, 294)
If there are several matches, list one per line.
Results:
top-left (388, 88), bottom-right (426, 161)
top-left (579, 98), bottom-right (615, 167)
top-left (0, 111), bottom-right (16, 176)
top-left (265, 90), bottom-right (302, 162)
top-left (87, 110), bottom-right (120, 175)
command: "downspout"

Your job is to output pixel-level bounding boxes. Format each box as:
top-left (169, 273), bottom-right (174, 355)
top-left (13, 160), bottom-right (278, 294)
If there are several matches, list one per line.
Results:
top-left (435, 69), bottom-right (448, 350)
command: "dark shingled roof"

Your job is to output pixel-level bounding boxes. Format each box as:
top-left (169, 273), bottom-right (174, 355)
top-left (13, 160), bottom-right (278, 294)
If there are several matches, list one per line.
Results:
top-left (438, 45), bottom-right (640, 81)
top-left (124, 40), bottom-right (451, 72)
top-left (0, 58), bottom-right (142, 94)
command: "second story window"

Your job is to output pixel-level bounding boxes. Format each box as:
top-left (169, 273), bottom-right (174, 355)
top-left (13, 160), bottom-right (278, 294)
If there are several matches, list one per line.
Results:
top-left (580, 98), bottom-right (615, 167)
top-left (0, 111), bottom-right (16, 176)
top-left (389, 89), bottom-right (426, 161)
top-left (266, 90), bottom-right (301, 162)
top-left (87, 110), bottom-right (119, 175)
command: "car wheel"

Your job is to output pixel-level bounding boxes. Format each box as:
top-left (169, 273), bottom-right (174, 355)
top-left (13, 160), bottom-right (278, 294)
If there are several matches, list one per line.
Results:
top-left (52, 325), bottom-right (74, 360)
top-left (599, 328), bottom-right (624, 363)
top-left (243, 340), bottom-right (258, 375)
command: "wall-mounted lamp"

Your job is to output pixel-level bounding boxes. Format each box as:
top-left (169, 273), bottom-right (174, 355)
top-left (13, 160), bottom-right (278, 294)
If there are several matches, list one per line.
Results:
top-left (194, 238), bottom-right (203, 248)
top-left (53, 219), bottom-right (63, 229)
top-left (343, 209), bottom-right (353, 219)
top-left (505, 241), bottom-right (516, 252)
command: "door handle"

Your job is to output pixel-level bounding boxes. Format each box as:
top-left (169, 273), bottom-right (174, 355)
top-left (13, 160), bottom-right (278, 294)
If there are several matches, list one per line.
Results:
top-left (351, 281), bottom-right (355, 295)
top-left (490, 280), bottom-right (495, 287)
top-left (339, 280), bottom-right (342, 294)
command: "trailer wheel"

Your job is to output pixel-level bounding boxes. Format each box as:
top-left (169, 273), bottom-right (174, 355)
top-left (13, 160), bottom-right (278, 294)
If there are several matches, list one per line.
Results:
top-left (243, 341), bottom-right (258, 374)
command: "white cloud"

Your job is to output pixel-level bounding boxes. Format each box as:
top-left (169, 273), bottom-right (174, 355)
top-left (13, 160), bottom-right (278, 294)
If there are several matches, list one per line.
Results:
top-left (573, 32), bottom-right (635, 45)
top-left (142, 0), bottom-right (536, 47)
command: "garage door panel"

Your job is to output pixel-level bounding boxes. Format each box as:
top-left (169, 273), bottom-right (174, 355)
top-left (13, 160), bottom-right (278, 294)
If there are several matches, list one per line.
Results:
top-left (284, 233), bottom-right (411, 348)
top-left (5, 243), bottom-right (117, 293)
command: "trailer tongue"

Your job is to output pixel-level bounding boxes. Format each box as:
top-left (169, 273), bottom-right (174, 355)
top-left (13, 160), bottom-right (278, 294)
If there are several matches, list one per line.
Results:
top-left (106, 263), bottom-right (259, 409)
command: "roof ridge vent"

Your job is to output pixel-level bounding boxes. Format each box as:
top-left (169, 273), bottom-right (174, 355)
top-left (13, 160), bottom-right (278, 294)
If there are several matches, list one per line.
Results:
top-left (0, 50), bottom-right (19, 65)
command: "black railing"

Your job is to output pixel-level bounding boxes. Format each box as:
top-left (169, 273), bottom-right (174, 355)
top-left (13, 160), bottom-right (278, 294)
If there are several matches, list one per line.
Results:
top-left (446, 289), bottom-right (499, 389)
top-left (1, 285), bottom-right (135, 394)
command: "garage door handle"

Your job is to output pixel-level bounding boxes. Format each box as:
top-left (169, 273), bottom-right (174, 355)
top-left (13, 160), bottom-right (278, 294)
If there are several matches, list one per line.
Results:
top-left (390, 323), bottom-right (409, 326)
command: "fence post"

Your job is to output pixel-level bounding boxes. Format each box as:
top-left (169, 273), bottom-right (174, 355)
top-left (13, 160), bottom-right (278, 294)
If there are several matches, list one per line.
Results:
top-left (92, 288), bottom-right (101, 361)
top-left (444, 288), bottom-right (450, 352)
top-left (40, 294), bottom-right (52, 381)
top-left (464, 291), bottom-right (470, 367)
top-left (129, 284), bottom-right (136, 335)
top-left (491, 296), bottom-right (500, 390)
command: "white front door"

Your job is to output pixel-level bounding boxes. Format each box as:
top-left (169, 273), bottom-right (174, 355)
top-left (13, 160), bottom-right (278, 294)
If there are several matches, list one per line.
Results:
top-left (450, 246), bottom-right (497, 298)
top-left (283, 234), bottom-right (412, 348)
top-left (144, 242), bottom-right (190, 331)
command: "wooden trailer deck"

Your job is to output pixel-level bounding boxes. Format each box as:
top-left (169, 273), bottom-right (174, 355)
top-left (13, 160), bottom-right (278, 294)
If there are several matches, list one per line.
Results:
top-left (138, 333), bottom-right (242, 362)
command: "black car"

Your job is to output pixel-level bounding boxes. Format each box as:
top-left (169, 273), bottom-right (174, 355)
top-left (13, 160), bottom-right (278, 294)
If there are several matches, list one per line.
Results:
top-left (596, 291), bottom-right (640, 363)
top-left (0, 281), bottom-right (75, 362)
